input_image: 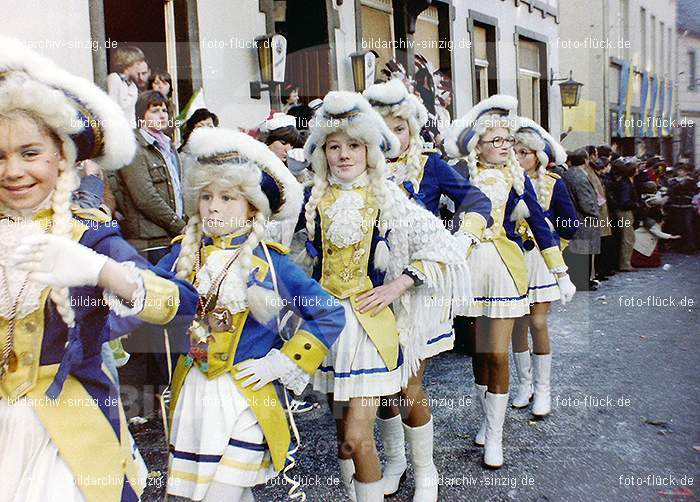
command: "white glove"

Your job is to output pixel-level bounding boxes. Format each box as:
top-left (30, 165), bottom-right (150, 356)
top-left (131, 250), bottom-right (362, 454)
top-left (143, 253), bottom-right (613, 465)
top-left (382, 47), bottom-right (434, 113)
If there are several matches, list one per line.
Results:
top-left (235, 349), bottom-right (309, 393)
top-left (556, 274), bottom-right (576, 305)
top-left (10, 234), bottom-right (109, 288)
top-left (648, 223), bottom-right (680, 240)
top-left (286, 148), bottom-right (309, 175)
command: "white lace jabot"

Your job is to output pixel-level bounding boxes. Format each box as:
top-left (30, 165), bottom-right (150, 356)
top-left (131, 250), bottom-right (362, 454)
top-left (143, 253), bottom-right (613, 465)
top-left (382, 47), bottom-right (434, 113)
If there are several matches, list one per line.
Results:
top-left (0, 218), bottom-right (47, 319)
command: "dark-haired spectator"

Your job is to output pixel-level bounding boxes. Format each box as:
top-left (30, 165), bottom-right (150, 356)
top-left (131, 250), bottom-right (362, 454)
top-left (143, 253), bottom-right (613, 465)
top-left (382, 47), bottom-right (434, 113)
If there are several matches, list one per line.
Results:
top-left (178, 108), bottom-right (219, 153)
top-left (563, 148), bottom-right (601, 290)
top-left (597, 144), bottom-right (613, 159)
top-left (107, 45), bottom-right (148, 127)
top-left (632, 181), bottom-right (680, 267)
top-left (282, 84), bottom-right (301, 114)
top-left (118, 91), bottom-right (185, 260)
top-left (665, 164), bottom-right (698, 253)
top-left (148, 71), bottom-right (176, 137)
top-left (584, 154), bottom-right (614, 281)
top-left (610, 157), bottom-right (640, 271)
top-left (260, 113), bottom-right (303, 164)
top-left (149, 70), bottom-right (173, 99)
top-left (585, 145), bottom-right (598, 164)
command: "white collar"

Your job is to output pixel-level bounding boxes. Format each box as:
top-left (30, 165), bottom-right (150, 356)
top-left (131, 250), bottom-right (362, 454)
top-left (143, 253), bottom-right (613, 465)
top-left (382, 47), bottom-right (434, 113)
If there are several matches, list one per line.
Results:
top-left (0, 191), bottom-right (54, 221)
top-left (328, 171), bottom-right (370, 190)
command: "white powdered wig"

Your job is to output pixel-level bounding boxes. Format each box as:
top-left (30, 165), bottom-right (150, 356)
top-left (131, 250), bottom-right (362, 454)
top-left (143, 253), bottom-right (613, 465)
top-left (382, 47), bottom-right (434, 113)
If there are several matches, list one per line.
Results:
top-left (515, 116), bottom-right (567, 165)
top-left (444, 94), bottom-right (518, 159)
top-left (444, 95), bottom-right (529, 221)
top-left (0, 37), bottom-right (137, 339)
top-left (175, 128), bottom-right (304, 324)
top-left (515, 116), bottom-right (567, 208)
top-left (363, 78), bottom-right (429, 188)
top-left (303, 90), bottom-right (401, 174)
top-left (185, 127), bottom-right (303, 222)
top-left (0, 36), bottom-right (135, 170)
top-left (300, 91), bottom-right (400, 269)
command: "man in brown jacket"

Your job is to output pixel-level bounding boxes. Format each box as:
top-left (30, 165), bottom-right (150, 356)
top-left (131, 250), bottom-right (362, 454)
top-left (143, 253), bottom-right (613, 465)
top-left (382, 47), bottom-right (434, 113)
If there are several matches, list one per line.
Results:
top-left (116, 91), bottom-right (185, 262)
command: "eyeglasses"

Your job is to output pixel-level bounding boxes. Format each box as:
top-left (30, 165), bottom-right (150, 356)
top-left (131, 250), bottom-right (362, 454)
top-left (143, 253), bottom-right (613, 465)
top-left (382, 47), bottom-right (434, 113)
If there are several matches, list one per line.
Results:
top-left (514, 148), bottom-right (536, 157)
top-left (479, 136), bottom-right (516, 148)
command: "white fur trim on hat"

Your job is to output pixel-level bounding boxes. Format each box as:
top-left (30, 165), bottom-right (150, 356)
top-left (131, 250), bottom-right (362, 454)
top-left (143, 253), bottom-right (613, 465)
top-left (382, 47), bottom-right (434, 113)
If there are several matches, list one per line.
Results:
top-left (363, 78), bottom-right (428, 133)
top-left (515, 116), bottom-right (567, 165)
top-left (0, 36), bottom-right (135, 170)
top-left (303, 91), bottom-right (401, 162)
top-left (262, 112), bottom-right (297, 132)
top-left (185, 127), bottom-right (303, 222)
top-left (444, 94), bottom-right (518, 158)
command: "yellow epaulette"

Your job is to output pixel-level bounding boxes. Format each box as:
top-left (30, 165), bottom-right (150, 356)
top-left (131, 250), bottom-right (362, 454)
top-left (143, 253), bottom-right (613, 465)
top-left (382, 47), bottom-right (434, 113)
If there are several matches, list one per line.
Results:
top-left (546, 172), bottom-right (561, 180)
top-left (422, 148), bottom-right (439, 154)
top-left (263, 240), bottom-right (290, 255)
top-left (171, 235), bottom-right (185, 245)
top-left (71, 205), bottom-right (112, 223)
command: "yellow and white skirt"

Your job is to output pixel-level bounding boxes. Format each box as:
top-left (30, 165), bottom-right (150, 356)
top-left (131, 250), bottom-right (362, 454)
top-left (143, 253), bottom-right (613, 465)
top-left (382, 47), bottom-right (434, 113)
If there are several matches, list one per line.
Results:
top-left (167, 369), bottom-right (277, 501)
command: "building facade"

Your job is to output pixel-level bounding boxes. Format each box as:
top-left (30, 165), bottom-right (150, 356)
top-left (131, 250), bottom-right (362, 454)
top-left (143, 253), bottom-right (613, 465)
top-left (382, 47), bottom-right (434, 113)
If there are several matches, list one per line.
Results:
top-left (4, 0), bottom-right (567, 138)
top-left (559, 0), bottom-right (679, 158)
top-left (677, 0), bottom-right (700, 168)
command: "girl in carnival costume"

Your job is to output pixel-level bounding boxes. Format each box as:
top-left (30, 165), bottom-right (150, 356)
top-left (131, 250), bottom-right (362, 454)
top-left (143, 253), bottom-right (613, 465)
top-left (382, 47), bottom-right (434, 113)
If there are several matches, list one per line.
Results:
top-left (0, 37), bottom-right (198, 501)
top-left (511, 117), bottom-right (578, 417)
top-left (161, 126), bottom-right (345, 501)
top-left (444, 95), bottom-right (576, 468)
top-left (363, 78), bottom-right (491, 500)
top-left (300, 91), bottom-right (471, 501)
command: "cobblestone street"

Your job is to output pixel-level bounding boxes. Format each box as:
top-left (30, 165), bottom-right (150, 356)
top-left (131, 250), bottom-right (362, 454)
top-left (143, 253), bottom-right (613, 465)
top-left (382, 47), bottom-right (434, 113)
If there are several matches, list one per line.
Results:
top-left (127, 252), bottom-right (699, 502)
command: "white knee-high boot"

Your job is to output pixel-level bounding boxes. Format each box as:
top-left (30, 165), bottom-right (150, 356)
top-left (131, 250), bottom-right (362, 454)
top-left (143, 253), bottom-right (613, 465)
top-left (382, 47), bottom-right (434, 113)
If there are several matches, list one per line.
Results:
top-left (339, 458), bottom-right (357, 501)
top-left (483, 392), bottom-right (509, 469)
top-left (512, 351), bottom-right (533, 408)
top-left (531, 353), bottom-right (552, 417)
top-left (354, 478), bottom-right (385, 502)
top-left (377, 415), bottom-right (407, 496)
top-left (474, 383), bottom-right (488, 446)
top-left (404, 417), bottom-right (439, 502)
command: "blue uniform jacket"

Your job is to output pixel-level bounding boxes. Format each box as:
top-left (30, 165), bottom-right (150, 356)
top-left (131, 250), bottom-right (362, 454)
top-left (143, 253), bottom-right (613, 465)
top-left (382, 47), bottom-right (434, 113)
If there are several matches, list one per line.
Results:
top-left (547, 177), bottom-right (578, 243)
top-left (1, 211), bottom-right (198, 502)
top-left (155, 235), bottom-right (345, 362)
top-left (498, 175), bottom-right (560, 252)
top-left (407, 152), bottom-right (493, 227)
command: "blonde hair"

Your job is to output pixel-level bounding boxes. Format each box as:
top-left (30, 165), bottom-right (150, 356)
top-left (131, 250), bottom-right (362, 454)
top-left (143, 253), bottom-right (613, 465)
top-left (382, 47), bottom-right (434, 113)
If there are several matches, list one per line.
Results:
top-left (0, 111), bottom-right (79, 328)
top-left (302, 140), bottom-right (396, 264)
top-left (175, 162), bottom-right (269, 287)
top-left (400, 118), bottom-right (424, 191)
top-left (465, 114), bottom-right (529, 221)
top-left (111, 46), bottom-right (146, 73)
top-left (514, 129), bottom-right (549, 207)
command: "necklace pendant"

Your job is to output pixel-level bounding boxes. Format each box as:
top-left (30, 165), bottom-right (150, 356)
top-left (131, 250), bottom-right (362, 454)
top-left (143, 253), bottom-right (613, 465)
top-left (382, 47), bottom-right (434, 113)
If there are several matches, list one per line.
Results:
top-left (7, 351), bottom-right (17, 373)
top-left (340, 268), bottom-right (353, 282)
top-left (208, 307), bottom-right (233, 332)
top-left (189, 320), bottom-right (209, 345)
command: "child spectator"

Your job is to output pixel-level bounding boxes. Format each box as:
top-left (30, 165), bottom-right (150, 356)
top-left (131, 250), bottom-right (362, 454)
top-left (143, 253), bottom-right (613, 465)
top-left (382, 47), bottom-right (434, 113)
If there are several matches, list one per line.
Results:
top-left (107, 45), bottom-right (148, 127)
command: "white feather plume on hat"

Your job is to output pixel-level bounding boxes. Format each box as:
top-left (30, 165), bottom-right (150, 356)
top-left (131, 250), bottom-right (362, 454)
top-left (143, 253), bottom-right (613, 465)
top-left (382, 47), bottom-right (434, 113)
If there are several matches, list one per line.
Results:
top-left (0, 36), bottom-right (135, 170)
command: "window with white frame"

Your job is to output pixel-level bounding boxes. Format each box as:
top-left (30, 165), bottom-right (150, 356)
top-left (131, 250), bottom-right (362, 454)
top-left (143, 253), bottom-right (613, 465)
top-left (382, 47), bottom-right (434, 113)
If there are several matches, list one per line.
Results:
top-left (472, 24), bottom-right (490, 102)
top-left (517, 38), bottom-right (541, 122)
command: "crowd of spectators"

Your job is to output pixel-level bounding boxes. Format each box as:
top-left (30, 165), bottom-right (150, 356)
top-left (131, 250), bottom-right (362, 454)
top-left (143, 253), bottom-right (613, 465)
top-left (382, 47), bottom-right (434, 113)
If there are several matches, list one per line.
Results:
top-left (558, 144), bottom-right (698, 291)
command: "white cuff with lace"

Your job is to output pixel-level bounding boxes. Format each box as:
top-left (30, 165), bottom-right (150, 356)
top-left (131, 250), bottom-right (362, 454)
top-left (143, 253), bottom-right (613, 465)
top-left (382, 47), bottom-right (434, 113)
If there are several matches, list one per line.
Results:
top-left (103, 261), bottom-right (146, 317)
top-left (274, 349), bottom-right (311, 395)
